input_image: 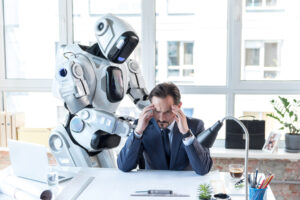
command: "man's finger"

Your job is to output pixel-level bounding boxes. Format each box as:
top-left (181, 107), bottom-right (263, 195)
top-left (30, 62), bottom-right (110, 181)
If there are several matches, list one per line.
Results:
top-left (142, 104), bottom-right (155, 114)
top-left (172, 106), bottom-right (185, 118)
top-left (172, 108), bottom-right (183, 119)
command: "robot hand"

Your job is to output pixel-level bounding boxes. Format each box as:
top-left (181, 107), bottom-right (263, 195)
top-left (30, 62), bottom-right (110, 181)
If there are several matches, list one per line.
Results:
top-left (50, 14), bottom-right (149, 167)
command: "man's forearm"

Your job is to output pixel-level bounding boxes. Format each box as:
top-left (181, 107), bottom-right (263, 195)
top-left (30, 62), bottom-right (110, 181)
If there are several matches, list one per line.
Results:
top-left (117, 133), bottom-right (143, 172)
top-left (184, 139), bottom-right (212, 175)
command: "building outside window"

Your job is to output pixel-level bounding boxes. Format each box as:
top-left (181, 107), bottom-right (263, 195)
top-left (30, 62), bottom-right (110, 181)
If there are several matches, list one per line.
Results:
top-left (246, 0), bottom-right (278, 8)
top-left (167, 41), bottom-right (194, 80)
top-left (243, 40), bottom-right (281, 80)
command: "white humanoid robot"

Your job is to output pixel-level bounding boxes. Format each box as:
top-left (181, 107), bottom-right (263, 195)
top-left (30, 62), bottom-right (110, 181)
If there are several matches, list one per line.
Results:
top-left (49, 14), bottom-right (149, 168)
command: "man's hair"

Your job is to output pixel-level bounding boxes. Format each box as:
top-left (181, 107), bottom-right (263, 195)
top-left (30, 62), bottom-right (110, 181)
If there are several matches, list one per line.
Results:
top-left (149, 82), bottom-right (181, 105)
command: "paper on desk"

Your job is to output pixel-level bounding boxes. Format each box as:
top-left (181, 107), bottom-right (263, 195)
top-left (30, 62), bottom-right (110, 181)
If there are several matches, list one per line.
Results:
top-left (56, 170), bottom-right (95, 200)
top-left (0, 168), bottom-right (49, 200)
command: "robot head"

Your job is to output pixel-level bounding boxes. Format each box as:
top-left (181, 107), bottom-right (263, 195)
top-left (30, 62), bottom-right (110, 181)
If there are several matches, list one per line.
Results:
top-left (94, 13), bottom-right (139, 64)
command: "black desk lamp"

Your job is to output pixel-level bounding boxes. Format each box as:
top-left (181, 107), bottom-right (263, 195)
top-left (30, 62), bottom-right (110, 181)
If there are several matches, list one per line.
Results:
top-left (197, 116), bottom-right (249, 200)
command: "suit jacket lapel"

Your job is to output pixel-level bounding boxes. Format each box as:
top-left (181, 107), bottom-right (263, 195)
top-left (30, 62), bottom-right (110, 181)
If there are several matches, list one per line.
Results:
top-left (170, 122), bottom-right (183, 169)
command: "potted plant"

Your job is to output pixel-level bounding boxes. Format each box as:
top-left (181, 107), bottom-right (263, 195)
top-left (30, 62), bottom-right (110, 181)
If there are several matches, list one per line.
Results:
top-left (198, 184), bottom-right (212, 200)
top-left (267, 96), bottom-right (300, 153)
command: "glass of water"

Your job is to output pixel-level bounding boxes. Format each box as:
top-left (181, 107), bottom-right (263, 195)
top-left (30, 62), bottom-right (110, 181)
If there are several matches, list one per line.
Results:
top-left (47, 170), bottom-right (58, 186)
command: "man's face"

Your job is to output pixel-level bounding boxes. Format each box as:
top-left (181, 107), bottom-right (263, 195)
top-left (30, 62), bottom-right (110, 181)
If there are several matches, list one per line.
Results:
top-left (151, 95), bottom-right (181, 129)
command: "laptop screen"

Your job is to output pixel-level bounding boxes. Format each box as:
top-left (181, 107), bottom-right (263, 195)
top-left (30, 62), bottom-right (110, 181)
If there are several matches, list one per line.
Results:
top-left (8, 140), bottom-right (49, 183)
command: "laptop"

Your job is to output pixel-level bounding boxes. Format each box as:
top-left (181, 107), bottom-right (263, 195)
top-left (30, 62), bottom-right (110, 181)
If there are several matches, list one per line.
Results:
top-left (8, 139), bottom-right (73, 183)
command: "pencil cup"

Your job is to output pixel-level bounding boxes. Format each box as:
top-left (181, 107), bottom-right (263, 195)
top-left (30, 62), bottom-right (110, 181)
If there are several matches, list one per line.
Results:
top-left (249, 187), bottom-right (267, 200)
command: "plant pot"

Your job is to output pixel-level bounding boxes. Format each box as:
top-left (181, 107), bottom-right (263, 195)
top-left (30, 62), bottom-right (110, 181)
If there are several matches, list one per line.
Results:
top-left (285, 134), bottom-right (300, 153)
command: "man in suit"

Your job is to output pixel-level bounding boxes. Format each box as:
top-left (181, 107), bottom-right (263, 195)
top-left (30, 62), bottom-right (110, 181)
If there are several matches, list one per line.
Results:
top-left (117, 82), bottom-right (212, 175)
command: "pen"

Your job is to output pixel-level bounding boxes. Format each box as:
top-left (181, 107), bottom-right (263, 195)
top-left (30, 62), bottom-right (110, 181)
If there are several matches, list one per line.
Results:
top-left (235, 178), bottom-right (244, 186)
top-left (258, 179), bottom-right (265, 189)
top-left (255, 168), bottom-right (258, 186)
top-left (257, 176), bottom-right (262, 188)
top-left (135, 190), bottom-right (173, 194)
top-left (263, 175), bottom-right (274, 189)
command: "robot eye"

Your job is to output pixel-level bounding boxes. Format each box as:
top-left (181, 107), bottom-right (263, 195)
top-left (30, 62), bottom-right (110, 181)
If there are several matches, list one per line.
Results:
top-left (98, 22), bottom-right (104, 31)
top-left (59, 68), bottom-right (68, 77)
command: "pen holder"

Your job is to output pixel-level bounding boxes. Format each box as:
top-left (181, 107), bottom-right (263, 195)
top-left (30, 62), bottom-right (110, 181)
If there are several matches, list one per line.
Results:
top-left (249, 187), bottom-right (267, 200)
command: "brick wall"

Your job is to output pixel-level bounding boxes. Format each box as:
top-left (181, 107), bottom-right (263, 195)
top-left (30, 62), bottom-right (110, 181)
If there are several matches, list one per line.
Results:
top-left (212, 158), bottom-right (300, 200)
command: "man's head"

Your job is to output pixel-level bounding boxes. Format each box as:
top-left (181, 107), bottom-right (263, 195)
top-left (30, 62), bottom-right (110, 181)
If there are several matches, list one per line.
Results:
top-left (149, 82), bottom-right (182, 129)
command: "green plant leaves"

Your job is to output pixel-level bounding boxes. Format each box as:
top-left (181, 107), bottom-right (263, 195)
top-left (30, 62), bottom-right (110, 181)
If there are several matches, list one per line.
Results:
top-left (198, 184), bottom-right (212, 200)
top-left (267, 96), bottom-right (300, 134)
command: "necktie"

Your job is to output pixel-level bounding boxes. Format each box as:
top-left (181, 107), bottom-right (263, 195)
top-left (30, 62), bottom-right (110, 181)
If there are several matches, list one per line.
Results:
top-left (161, 128), bottom-right (171, 167)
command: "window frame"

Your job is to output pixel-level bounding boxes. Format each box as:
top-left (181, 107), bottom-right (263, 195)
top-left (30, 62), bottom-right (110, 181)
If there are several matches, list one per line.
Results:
top-left (0, 0), bottom-right (299, 140)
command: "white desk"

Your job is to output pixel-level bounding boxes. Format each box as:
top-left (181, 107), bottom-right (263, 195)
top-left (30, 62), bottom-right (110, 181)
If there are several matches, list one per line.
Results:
top-left (0, 167), bottom-right (276, 200)
top-left (57, 168), bottom-right (276, 200)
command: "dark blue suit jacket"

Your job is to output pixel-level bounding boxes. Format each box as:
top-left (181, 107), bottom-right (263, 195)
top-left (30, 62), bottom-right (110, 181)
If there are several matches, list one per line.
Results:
top-left (117, 117), bottom-right (212, 175)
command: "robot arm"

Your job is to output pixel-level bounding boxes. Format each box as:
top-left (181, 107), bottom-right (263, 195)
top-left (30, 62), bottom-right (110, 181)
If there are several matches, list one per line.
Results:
top-left (126, 59), bottom-right (150, 110)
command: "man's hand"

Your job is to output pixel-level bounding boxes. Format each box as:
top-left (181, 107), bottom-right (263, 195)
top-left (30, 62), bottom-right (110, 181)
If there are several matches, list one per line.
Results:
top-left (135, 104), bottom-right (155, 135)
top-left (172, 105), bottom-right (189, 134)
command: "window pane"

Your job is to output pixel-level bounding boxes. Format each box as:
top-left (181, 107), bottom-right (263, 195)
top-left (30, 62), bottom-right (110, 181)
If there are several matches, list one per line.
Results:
top-left (235, 95), bottom-right (300, 139)
top-left (168, 42), bottom-right (180, 66)
top-left (73, 0), bottom-right (141, 62)
top-left (168, 69), bottom-right (180, 77)
top-left (168, 0), bottom-right (196, 14)
top-left (266, 0), bottom-right (277, 7)
top-left (6, 92), bottom-right (65, 128)
top-left (246, 0), bottom-right (262, 7)
top-left (4, 0), bottom-right (59, 79)
top-left (183, 69), bottom-right (194, 77)
top-left (156, 0), bottom-right (227, 85)
top-left (184, 43), bottom-right (193, 65)
top-left (181, 94), bottom-right (226, 139)
top-left (242, 1), bottom-right (300, 80)
top-left (245, 48), bottom-right (260, 65)
top-left (264, 43), bottom-right (278, 67)
top-left (264, 71), bottom-right (278, 79)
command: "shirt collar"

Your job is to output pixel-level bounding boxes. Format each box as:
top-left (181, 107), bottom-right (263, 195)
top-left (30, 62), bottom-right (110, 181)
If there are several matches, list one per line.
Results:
top-left (167, 120), bottom-right (175, 131)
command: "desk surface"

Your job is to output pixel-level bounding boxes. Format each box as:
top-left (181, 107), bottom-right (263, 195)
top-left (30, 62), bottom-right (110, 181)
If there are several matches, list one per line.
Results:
top-left (0, 167), bottom-right (275, 200)
top-left (59, 168), bottom-right (275, 200)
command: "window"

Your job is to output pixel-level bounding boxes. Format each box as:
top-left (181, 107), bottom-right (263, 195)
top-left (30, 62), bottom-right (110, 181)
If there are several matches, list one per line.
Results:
top-left (168, 42), bottom-right (180, 66)
top-left (167, 0), bottom-right (196, 14)
top-left (1, 0), bottom-right (300, 143)
top-left (156, 0), bottom-right (227, 86)
top-left (181, 94), bottom-right (226, 139)
top-left (3, 0), bottom-right (59, 79)
top-left (243, 41), bottom-right (281, 80)
top-left (6, 92), bottom-right (65, 128)
top-left (246, 0), bottom-right (278, 8)
top-left (88, 0), bottom-right (141, 15)
top-left (166, 41), bottom-right (194, 80)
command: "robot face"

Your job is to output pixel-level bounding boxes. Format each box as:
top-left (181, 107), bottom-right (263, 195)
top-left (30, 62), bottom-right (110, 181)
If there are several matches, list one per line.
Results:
top-left (94, 14), bottom-right (139, 64)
